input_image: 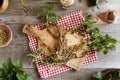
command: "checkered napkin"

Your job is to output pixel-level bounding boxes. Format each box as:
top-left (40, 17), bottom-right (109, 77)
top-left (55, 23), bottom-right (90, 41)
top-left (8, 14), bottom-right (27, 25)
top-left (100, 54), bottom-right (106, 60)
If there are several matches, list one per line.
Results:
top-left (28, 10), bottom-right (98, 78)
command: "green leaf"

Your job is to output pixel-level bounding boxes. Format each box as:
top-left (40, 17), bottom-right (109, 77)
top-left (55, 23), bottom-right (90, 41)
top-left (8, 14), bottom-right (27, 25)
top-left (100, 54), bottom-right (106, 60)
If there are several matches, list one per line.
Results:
top-left (0, 58), bottom-right (32, 80)
top-left (37, 4), bottom-right (60, 24)
top-left (2, 58), bottom-right (13, 73)
top-left (27, 50), bottom-right (41, 58)
top-left (0, 78), bottom-right (4, 80)
top-left (93, 72), bottom-right (104, 80)
top-left (118, 71), bottom-right (120, 78)
top-left (82, 16), bottom-right (117, 54)
top-left (103, 48), bottom-right (108, 55)
top-left (108, 74), bottom-right (112, 80)
top-left (0, 68), bottom-right (4, 77)
top-left (14, 60), bottom-right (22, 69)
top-left (26, 75), bottom-right (33, 80)
top-left (17, 73), bottom-right (33, 80)
top-left (16, 73), bottom-right (26, 80)
top-left (48, 56), bottom-right (56, 63)
top-left (27, 53), bottom-right (35, 58)
top-left (40, 59), bottom-right (46, 65)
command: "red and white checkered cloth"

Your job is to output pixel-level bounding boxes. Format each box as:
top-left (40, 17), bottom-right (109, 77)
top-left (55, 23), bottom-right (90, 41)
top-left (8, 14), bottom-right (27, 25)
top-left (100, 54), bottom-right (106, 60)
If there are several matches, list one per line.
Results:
top-left (28, 10), bottom-right (98, 78)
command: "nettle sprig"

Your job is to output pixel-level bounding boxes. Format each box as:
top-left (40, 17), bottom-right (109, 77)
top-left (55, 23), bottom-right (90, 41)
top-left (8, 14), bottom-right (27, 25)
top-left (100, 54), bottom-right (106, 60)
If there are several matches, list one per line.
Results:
top-left (37, 4), bottom-right (61, 24)
top-left (0, 58), bottom-right (32, 80)
top-left (27, 50), bottom-right (57, 65)
top-left (81, 16), bottom-right (117, 54)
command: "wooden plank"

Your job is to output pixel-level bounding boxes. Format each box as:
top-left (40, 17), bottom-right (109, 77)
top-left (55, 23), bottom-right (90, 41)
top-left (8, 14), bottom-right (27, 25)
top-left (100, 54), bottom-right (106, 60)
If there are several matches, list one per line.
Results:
top-left (0, 15), bottom-right (39, 24)
top-left (95, 24), bottom-right (120, 33)
top-left (23, 68), bottom-right (105, 80)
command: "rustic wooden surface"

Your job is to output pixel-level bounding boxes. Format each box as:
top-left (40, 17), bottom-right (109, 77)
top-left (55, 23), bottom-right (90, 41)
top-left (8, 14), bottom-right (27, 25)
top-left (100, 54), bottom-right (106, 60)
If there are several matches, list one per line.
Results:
top-left (0, 0), bottom-right (120, 80)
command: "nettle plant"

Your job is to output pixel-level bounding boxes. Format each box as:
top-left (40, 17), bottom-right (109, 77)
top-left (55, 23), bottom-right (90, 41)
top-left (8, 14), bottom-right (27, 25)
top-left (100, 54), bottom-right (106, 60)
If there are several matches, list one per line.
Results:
top-left (0, 58), bottom-right (33, 80)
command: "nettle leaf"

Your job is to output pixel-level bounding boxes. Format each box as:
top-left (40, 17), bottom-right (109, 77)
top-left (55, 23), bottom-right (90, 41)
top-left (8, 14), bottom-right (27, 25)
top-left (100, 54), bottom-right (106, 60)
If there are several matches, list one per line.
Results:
top-left (0, 78), bottom-right (3, 80)
top-left (26, 75), bottom-right (33, 80)
top-left (16, 72), bottom-right (26, 80)
top-left (82, 16), bottom-right (117, 54)
top-left (0, 68), bottom-right (4, 78)
top-left (2, 58), bottom-right (13, 73)
top-left (37, 4), bottom-right (61, 24)
top-left (48, 56), bottom-right (56, 63)
top-left (108, 74), bottom-right (112, 80)
top-left (0, 58), bottom-right (33, 80)
top-left (14, 60), bottom-right (22, 69)
top-left (16, 73), bottom-right (33, 80)
top-left (93, 72), bottom-right (104, 80)
top-left (103, 48), bottom-right (108, 55)
top-left (118, 71), bottom-right (120, 78)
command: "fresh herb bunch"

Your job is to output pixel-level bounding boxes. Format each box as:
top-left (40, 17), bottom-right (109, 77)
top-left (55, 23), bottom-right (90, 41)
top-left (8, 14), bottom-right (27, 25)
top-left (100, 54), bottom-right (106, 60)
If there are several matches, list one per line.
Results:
top-left (0, 58), bottom-right (32, 80)
top-left (38, 4), bottom-right (60, 24)
top-left (81, 16), bottom-right (117, 54)
top-left (93, 70), bottom-right (120, 80)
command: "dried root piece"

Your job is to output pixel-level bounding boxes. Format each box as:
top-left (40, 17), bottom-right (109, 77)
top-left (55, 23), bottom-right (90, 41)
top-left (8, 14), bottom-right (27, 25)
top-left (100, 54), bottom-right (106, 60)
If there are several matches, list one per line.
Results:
top-left (65, 33), bottom-right (85, 47)
top-left (75, 45), bottom-right (90, 58)
top-left (75, 50), bottom-right (86, 58)
top-left (66, 58), bottom-right (84, 71)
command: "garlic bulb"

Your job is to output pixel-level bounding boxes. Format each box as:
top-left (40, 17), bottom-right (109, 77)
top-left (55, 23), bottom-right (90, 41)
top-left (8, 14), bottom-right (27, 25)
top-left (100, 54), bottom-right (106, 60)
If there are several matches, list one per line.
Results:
top-left (60, 0), bottom-right (75, 7)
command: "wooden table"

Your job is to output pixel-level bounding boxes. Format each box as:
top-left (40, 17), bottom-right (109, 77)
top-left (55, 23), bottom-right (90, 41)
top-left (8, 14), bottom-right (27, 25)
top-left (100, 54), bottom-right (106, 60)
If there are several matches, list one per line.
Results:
top-left (0, 0), bottom-right (120, 80)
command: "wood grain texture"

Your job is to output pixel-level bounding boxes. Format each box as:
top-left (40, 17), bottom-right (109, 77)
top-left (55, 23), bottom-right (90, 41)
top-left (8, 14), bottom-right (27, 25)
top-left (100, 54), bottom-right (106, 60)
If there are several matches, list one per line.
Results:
top-left (0, 0), bottom-right (120, 79)
top-left (24, 68), bottom-right (105, 80)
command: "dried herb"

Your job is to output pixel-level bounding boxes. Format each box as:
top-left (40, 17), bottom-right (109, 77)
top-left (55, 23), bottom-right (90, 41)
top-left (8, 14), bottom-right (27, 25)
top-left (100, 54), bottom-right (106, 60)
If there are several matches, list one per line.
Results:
top-left (0, 28), bottom-right (9, 46)
top-left (27, 50), bottom-right (57, 65)
top-left (27, 26), bottom-right (87, 65)
top-left (0, 58), bottom-right (32, 80)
